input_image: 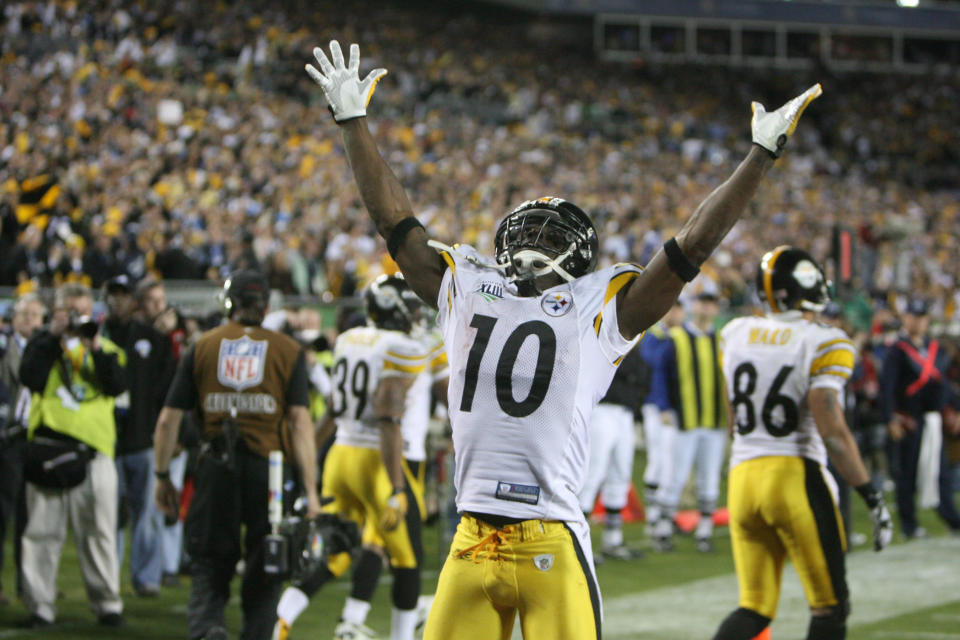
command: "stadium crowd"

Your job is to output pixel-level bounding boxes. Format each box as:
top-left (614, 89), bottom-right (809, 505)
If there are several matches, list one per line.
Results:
top-left (1, 0), bottom-right (959, 322)
top-left (1, 0), bottom-right (960, 635)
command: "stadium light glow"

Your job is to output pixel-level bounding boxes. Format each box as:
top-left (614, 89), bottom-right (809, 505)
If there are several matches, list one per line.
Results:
top-left (897, 0), bottom-right (919, 7)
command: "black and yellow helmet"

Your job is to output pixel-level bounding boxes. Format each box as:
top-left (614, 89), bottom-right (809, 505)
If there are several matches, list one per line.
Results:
top-left (494, 197), bottom-right (598, 286)
top-left (364, 274), bottom-right (419, 333)
top-left (755, 246), bottom-right (829, 313)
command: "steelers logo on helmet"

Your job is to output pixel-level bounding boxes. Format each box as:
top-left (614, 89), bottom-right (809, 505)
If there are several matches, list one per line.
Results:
top-left (494, 197), bottom-right (598, 292)
top-left (755, 245), bottom-right (829, 313)
top-left (364, 274), bottom-right (420, 333)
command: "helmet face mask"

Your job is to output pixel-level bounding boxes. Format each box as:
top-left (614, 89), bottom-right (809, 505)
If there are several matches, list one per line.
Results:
top-left (494, 198), bottom-right (598, 294)
top-left (365, 274), bottom-right (417, 333)
top-left (756, 246), bottom-right (830, 314)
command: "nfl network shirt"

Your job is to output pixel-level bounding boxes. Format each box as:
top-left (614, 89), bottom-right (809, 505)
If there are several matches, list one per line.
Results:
top-left (436, 244), bottom-right (643, 523)
top-left (165, 320), bottom-right (309, 459)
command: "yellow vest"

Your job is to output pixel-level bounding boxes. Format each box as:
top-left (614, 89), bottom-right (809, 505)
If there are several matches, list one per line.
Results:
top-left (28, 338), bottom-right (126, 457)
top-left (668, 325), bottom-right (725, 430)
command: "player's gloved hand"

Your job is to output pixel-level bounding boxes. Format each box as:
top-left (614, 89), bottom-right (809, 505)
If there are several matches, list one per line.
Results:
top-left (856, 482), bottom-right (893, 551)
top-left (751, 83), bottom-right (822, 158)
top-left (305, 40), bottom-right (387, 123)
top-left (379, 488), bottom-right (408, 532)
top-left (869, 499), bottom-right (893, 552)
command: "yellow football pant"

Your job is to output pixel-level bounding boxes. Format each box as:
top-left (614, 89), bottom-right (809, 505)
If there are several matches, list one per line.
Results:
top-left (728, 456), bottom-right (848, 619)
top-left (423, 514), bottom-right (600, 640)
top-left (321, 444), bottom-right (418, 569)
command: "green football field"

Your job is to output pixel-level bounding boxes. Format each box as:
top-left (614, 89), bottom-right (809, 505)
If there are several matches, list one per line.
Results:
top-left (1, 486), bottom-right (958, 639)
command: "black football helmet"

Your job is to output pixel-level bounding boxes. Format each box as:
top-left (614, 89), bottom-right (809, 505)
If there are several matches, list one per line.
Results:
top-left (364, 274), bottom-right (419, 332)
top-left (494, 197), bottom-right (598, 290)
top-left (756, 246), bottom-right (829, 313)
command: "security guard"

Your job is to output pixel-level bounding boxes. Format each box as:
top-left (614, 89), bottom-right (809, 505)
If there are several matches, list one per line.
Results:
top-left (653, 291), bottom-right (728, 552)
top-left (879, 298), bottom-right (960, 538)
top-left (153, 271), bottom-right (321, 640)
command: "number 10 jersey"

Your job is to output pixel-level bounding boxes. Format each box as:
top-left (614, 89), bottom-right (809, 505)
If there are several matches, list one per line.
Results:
top-left (720, 312), bottom-right (855, 470)
top-left (436, 244), bottom-right (643, 523)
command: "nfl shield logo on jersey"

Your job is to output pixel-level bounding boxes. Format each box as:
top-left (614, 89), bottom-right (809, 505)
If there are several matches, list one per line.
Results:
top-left (541, 291), bottom-right (573, 317)
top-left (533, 554), bottom-right (554, 572)
top-left (218, 336), bottom-right (269, 391)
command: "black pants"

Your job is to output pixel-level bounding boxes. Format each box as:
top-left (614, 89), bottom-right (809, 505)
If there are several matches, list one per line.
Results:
top-left (184, 446), bottom-right (284, 640)
top-left (0, 438), bottom-right (26, 596)
top-left (888, 417), bottom-right (960, 535)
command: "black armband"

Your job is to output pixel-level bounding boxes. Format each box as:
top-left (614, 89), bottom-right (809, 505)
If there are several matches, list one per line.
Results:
top-left (387, 217), bottom-right (424, 259)
top-left (855, 482), bottom-right (881, 509)
top-left (663, 237), bottom-right (700, 283)
top-left (154, 469), bottom-right (171, 480)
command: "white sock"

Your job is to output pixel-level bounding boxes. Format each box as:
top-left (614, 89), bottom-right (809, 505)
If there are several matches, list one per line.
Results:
top-left (390, 607), bottom-right (418, 640)
top-left (602, 526), bottom-right (623, 548)
top-left (342, 597), bottom-right (372, 626)
top-left (696, 513), bottom-right (714, 539)
top-left (277, 587), bottom-right (309, 626)
top-left (654, 514), bottom-right (674, 538)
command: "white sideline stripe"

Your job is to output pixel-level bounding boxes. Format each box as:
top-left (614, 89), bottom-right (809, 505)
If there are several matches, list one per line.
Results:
top-left (870, 634), bottom-right (960, 639)
top-left (931, 614), bottom-right (960, 623)
top-left (602, 537), bottom-right (960, 639)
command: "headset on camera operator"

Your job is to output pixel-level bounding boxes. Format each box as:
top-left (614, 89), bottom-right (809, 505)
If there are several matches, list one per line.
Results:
top-left (17, 282), bottom-right (127, 628)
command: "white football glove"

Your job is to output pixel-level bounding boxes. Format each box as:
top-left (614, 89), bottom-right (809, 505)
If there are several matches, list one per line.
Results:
top-left (305, 41), bottom-right (387, 123)
top-left (869, 499), bottom-right (893, 552)
top-left (750, 83), bottom-right (822, 158)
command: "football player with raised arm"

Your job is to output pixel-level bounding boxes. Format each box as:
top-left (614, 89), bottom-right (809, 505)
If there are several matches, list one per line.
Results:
top-left (306, 40), bottom-right (821, 640)
top-left (712, 247), bottom-right (893, 640)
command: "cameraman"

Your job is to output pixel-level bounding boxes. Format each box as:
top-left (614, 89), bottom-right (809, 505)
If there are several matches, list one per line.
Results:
top-left (153, 271), bottom-right (321, 640)
top-left (18, 283), bottom-right (126, 628)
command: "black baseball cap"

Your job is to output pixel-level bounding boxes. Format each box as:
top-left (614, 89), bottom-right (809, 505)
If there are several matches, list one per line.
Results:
top-left (904, 298), bottom-right (929, 316)
top-left (225, 270), bottom-right (270, 309)
top-left (104, 275), bottom-right (133, 295)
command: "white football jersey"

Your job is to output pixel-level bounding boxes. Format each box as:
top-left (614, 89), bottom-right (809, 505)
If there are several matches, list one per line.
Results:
top-left (721, 312), bottom-right (855, 469)
top-left (436, 244), bottom-right (642, 522)
top-left (331, 326), bottom-right (427, 450)
top-left (401, 328), bottom-right (449, 462)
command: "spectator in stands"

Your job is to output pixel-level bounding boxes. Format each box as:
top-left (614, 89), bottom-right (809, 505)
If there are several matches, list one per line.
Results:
top-left (18, 283), bottom-right (126, 628)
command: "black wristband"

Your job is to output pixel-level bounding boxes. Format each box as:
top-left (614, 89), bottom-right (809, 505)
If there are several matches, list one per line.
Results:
top-left (154, 470), bottom-right (171, 480)
top-left (663, 237), bottom-right (700, 283)
top-left (855, 482), bottom-right (880, 509)
top-left (386, 217), bottom-right (424, 259)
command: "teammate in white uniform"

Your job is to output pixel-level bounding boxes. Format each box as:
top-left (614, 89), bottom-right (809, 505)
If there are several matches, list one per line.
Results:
top-left (306, 39), bottom-right (823, 640)
top-left (333, 322), bottom-right (449, 640)
top-left (273, 275), bottom-right (428, 640)
top-left (712, 246), bottom-right (893, 640)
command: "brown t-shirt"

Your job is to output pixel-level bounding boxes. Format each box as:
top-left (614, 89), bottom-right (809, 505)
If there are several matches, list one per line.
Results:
top-left (165, 320), bottom-right (309, 458)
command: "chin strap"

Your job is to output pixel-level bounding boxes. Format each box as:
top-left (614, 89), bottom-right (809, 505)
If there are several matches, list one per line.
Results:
top-left (799, 300), bottom-right (827, 313)
top-left (426, 240), bottom-right (577, 290)
top-left (507, 247), bottom-right (577, 284)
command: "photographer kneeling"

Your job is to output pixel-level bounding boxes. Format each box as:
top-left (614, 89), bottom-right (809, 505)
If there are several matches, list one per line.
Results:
top-left (18, 283), bottom-right (127, 628)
